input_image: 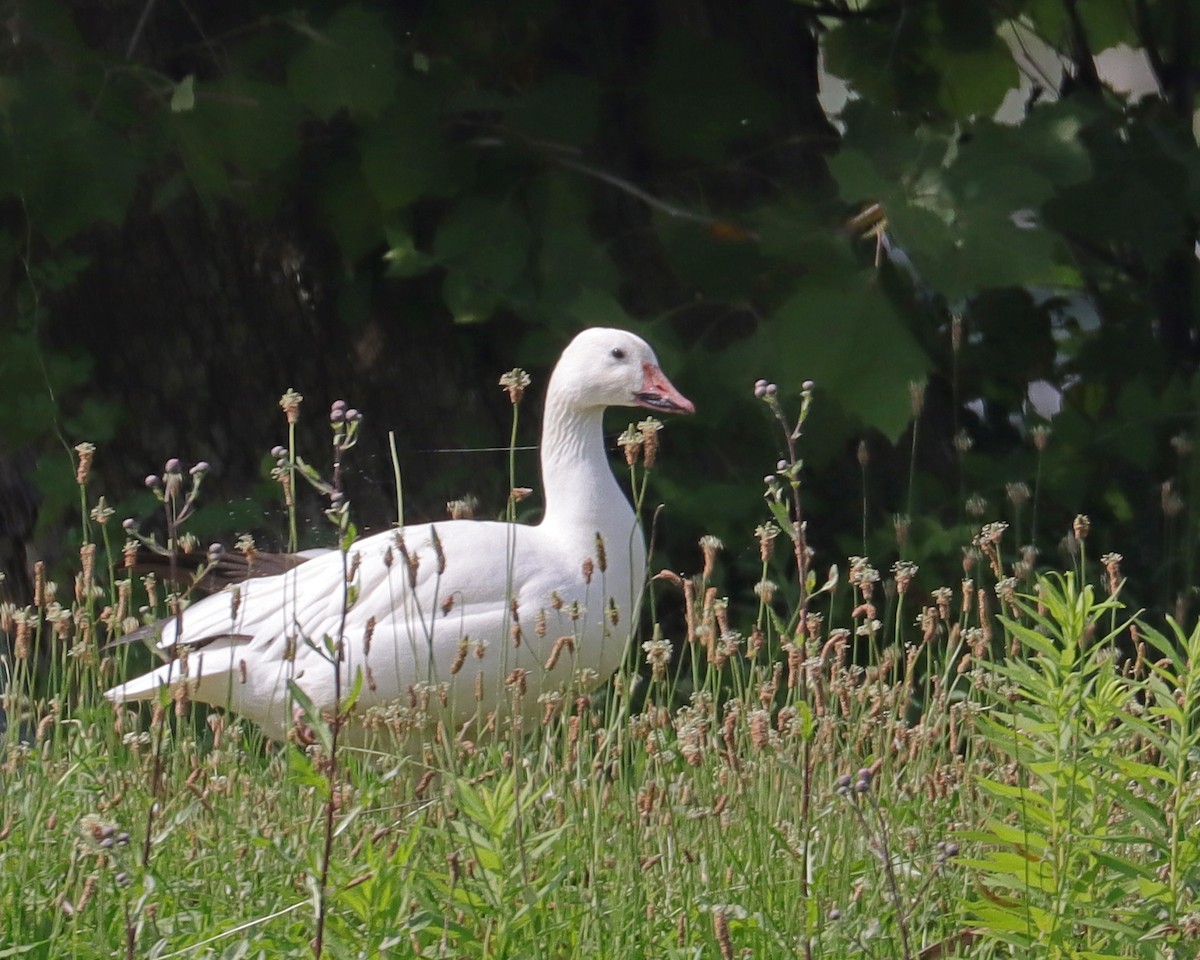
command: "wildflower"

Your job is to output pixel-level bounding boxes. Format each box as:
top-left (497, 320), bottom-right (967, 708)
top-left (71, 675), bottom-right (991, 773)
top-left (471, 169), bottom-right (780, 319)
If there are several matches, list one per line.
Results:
top-left (755, 522), bottom-right (780, 562)
top-left (279, 388), bottom-right (303, 424)
top-left (1031, 424), bottom-right (1051, 451)
top-left (1101, 552), bottom-right (1123, 594)
top-left (965, 494), bottom-right (988, 518)
top-left (699, 535), bottom-right (723, 580)
top-left (931, 586), bottom-right (952, 619)
top-left (90, 497), bottom-right (114, 525)
top-left (893, 513), bottom-right (910, 549)
top-left (994, 577), bottom-right (1018, 605)
top-left (1005, 482), bottom-right (1031, 508)
top-left (617, 425), bottom-right (643, 466)
top-left (753, 379), bottom-right (777, 399)
top-left (447, 495), bottom-right (477, 520)
top-left (857, 439), bottom-right (869, 468)
top-left (976, 521), bottom-right (1008, 546)
top-left (848, 556), bottom-right (879, 597)
top-left (1171, 433), bottom-right (1192, 457)
top-left (892, 560), bottom-right (918, 594)
top-left (499, 368), bottom-right (531, 404)
top-left (1072, 514), bottom-right (1090, 540)
top-left (641, 635), bottom-right (672, 680)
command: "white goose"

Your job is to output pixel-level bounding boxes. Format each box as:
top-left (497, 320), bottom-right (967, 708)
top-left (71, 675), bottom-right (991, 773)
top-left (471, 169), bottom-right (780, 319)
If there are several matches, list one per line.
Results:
top-left (104, 328), bottom-right (693, 741)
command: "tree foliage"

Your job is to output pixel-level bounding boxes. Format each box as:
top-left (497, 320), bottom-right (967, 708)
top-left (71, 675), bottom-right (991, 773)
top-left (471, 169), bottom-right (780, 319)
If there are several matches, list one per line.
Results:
top-left (0, 0), bottom-right (1197, 617)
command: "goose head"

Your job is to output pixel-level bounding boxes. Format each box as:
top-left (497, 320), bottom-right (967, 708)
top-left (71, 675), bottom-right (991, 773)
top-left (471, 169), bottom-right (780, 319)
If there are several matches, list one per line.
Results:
top-left (550, 328), bottom-right (695, 415)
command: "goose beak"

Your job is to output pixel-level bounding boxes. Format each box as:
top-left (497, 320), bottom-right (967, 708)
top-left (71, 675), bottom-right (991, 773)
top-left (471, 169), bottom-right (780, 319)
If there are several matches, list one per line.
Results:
top-left (635, 362), bottom-right (695, 415)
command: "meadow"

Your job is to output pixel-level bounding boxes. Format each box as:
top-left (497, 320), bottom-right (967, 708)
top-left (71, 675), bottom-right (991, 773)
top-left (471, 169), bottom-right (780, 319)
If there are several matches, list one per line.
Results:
top-left (3, 385), bottom-right (1199, 960)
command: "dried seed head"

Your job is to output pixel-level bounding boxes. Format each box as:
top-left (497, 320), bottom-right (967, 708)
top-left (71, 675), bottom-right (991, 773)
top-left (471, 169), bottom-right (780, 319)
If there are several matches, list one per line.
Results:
top-left (74, 442), bottom-right (96, 485)
top-left (1031, 424), bottom-right (1051, 452)
top-left (1072, 514), bottom-right (1090, 540)
top-left (953, 429), bottom-right (974, 454)
top-left (447, 495), bottom-right (477, 520)
top-left (1162, 481), bottom-right (1185, 519)
top-left (699, 535), bottom-right (723, 580)
top-left (909, 380), bottom-right (925, 417)
top-left (637, 417), bottom-right (662, 468)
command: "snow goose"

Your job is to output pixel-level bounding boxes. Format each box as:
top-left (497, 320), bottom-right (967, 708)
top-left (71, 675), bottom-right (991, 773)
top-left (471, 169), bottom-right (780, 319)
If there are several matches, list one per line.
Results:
top-left (104, 327), bottom-right (693, 741)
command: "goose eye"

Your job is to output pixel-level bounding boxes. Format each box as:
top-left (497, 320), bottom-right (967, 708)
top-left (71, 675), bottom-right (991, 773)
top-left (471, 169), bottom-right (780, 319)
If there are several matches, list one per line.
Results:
top-left (611, 347), bottom-right (626, 360)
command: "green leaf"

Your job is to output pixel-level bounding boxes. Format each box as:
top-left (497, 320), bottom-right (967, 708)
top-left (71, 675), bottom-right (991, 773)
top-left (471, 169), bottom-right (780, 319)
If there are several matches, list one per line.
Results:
top-left (526, 174), bottom-right (617, 314)
top-left (170, 75), bottom-right (196, 113)
top-left (930, 33), bottom-right (1019, 119)
top-left (3, 69), bottom-right (140, 242)
top-left (383, 224), bottom-right (435, 278)
top-left (433, 197), bottom-right (531, 322)
top-left (320, 155), bottom-right (386, 259)
top-left (737, 274), bottom-right (929, 440)
top-left (287, 5), bottom-right (399, 120)
top-left (360, 83), bottom-right (466, 210)
top-left (168, 78), bottom-right (301, 206)
top-left (287, 679), bottom-right (334, 755)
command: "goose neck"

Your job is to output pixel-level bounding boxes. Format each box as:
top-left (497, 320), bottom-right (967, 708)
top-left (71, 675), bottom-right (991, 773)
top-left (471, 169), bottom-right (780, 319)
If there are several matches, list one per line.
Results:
top-left (539, 393), bottom-right (625, 529)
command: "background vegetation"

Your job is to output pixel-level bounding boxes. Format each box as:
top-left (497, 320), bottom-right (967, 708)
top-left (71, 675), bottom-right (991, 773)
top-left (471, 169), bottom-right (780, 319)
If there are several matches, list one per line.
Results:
top-left (2, 2), bottom-right (1200, 955)
top-left (1, 0), bottom-right (1197, 618)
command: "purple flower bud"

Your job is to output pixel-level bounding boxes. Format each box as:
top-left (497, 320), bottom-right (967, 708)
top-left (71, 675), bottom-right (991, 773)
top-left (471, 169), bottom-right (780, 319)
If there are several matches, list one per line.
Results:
top-left (765, 383), bottom-right (777, 396)
top-left (164, 458), bottom-right (181, 473)
top-left (189, 461), bottom-right (210, 476)
top-left (754, 379), bottom-right (768, 399)
top-left (144, 475), bottom-right (161, 489)
top-left (330, 407), bottom-right (345, 423)
top-left (345, 408), bottom-right (360, 422)
top-left (828, 908), bottom-right (841, 920)
top-left (122, 518), bottom-right (136, 531)
top-left (802, 379), bottom-right (815, 392)
top-left (271, 445), bottom-right (287, 458)
top-left (331, 399), bottom-right (346, 413)
top-left (776, 460), bottom-right (788, 472)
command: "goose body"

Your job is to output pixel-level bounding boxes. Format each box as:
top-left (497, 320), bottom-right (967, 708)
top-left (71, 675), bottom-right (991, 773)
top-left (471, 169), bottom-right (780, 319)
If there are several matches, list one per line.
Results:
top-left (104, 328), bottom-right (693, 741)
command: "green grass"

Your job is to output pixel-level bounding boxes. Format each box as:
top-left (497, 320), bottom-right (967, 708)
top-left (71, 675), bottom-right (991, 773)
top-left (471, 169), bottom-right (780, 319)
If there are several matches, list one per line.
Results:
top-left (4, 399), bottom-right (1200, 958)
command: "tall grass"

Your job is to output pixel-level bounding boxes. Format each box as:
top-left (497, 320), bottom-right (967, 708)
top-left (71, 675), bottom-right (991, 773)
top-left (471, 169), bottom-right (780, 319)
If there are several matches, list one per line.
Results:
top-left (1, 384), bottom-right (1198, 959)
